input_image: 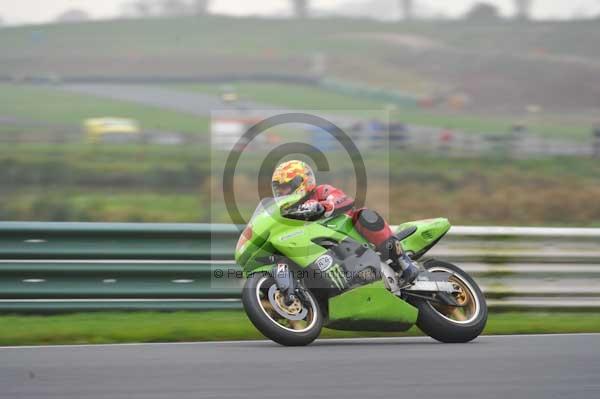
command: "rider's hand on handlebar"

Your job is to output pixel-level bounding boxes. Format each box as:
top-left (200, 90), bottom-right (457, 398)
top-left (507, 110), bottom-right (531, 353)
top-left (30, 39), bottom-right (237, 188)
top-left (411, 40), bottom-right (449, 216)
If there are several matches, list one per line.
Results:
top-left (284, 200), bottom-right (325, 220)
top-left (299, 200), bottom-right (322, 213)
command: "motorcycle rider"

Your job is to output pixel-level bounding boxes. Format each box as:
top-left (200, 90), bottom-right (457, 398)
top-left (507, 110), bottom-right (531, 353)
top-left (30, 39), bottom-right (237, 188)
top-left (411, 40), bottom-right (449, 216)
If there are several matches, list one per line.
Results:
top-left (271, 159), bottom-right (420, 285)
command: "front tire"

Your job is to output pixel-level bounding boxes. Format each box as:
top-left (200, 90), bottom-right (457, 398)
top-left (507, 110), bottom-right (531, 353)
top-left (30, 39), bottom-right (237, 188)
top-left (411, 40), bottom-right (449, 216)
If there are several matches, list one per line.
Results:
top-left (410, 259), bottom-right (487, 343)
top-left (242, 273), bottom-right (323, 346)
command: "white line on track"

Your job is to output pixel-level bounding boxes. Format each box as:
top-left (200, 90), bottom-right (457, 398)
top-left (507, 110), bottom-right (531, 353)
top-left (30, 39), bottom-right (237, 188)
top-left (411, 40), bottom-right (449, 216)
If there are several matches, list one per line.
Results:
top-left (1, 333), bottom-right (598, 350)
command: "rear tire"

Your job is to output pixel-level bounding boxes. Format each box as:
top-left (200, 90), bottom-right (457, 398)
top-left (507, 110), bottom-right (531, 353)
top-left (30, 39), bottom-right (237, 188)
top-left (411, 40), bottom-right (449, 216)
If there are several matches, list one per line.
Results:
top-left (410, 259), bottom-right (487, 343)
top-left (242, 273), bottom-right (323, 346)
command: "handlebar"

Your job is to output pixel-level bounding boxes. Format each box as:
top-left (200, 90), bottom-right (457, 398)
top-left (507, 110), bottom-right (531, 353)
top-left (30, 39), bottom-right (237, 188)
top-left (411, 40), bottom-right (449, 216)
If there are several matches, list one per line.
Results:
top-left (282, 203), bottom-right (325, 221)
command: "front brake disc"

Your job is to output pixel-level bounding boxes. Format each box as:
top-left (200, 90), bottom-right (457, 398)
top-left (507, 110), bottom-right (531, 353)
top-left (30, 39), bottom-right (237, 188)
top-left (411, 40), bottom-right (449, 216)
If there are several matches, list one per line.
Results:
top-left (268, 285), bottom-right (308, 321)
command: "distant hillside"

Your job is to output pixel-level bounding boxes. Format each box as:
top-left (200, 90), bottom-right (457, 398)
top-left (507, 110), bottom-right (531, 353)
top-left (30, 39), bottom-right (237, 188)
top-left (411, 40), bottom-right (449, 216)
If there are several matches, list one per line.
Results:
top-left (1, 16), bottom-right (599, 113)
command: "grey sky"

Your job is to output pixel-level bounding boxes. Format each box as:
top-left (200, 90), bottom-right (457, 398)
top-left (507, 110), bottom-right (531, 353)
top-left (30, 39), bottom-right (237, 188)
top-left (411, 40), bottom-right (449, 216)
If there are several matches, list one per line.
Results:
top-left (1, 0), bottom-right (599, 25)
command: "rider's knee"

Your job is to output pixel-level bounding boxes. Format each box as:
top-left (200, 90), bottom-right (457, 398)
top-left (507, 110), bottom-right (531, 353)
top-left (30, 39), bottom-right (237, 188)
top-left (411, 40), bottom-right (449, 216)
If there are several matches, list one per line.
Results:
top-left (357, 209), bottom-right (385, 232)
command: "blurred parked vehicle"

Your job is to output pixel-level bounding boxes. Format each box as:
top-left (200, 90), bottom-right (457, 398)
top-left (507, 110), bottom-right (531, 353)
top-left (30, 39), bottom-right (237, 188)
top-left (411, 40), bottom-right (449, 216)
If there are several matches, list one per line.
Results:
top-left (220, 85), bottom-right (239, 104)
top-left (84, 117), bottom-right (141, 143)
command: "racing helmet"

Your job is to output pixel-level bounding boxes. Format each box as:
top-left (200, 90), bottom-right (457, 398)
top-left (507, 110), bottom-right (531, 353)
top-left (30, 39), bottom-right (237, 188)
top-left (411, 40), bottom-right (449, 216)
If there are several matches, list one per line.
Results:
top-left (271, 160), bottom-right (316, 198)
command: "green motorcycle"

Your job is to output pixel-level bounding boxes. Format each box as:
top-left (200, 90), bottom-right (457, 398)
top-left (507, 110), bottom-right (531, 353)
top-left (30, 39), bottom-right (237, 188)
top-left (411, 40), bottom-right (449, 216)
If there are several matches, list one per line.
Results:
top-left (236, 194), bottom-right (487, 346)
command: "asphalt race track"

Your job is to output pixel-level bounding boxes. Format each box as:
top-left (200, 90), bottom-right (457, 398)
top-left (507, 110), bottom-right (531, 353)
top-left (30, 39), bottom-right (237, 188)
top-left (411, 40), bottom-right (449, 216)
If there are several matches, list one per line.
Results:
top-left (61, 84), bottom-right (276, 116)
top-left (1, 334), bottom-right (599, 399)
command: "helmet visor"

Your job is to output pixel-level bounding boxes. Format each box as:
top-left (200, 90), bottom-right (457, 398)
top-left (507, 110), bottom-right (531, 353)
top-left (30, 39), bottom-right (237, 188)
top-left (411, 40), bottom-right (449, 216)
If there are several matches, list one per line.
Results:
top-left (272, 176), bottom-right (303, 198)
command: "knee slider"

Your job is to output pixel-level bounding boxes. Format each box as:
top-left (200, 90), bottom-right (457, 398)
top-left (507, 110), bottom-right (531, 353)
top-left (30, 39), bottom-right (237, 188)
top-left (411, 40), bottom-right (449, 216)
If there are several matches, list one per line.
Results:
top-left (357, 209), bottom-right (385, 232)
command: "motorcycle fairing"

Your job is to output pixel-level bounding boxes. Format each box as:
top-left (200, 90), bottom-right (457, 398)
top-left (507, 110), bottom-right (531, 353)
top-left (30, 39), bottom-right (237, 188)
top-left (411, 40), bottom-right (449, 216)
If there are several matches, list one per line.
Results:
top-left (326, 280), bottom-right (418, 331)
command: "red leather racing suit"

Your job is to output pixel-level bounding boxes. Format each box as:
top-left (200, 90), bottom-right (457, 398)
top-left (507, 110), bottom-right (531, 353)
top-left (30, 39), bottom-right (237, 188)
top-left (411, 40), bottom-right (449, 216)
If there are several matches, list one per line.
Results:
top-left (302, 184), bottom-right (395, 255)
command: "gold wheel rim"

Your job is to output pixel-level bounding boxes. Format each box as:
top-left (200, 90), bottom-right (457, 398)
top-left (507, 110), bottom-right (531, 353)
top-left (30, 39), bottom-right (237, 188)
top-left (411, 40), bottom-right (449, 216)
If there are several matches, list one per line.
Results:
top-left (274, 290), bottom-right (303, 316)
top-left (429, 270), bottom-right (479, 324)
top-left (255, 277), bottom-right (317, 332)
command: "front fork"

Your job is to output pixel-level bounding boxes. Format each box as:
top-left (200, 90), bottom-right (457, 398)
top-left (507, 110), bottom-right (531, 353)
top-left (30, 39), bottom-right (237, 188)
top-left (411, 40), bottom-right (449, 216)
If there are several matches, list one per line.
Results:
top-left (272, 260), bottom-right (298, 305)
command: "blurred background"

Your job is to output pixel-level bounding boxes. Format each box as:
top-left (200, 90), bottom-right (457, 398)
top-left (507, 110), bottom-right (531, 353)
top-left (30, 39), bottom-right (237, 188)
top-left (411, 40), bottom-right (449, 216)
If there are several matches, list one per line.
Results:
top-left (1, 0), bottom-right (600, 226)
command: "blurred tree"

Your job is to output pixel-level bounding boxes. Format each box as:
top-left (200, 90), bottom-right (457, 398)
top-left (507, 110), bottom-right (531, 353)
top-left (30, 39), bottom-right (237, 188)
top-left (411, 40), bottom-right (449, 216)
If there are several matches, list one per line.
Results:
top-left (132, 1), bottom-right (153, 17)
top-left (464, 2), bottom-right (501, 21)
top-left (55, 9), bottom-right (90, 23)
top-left (121, 0), bottom-right (155, 18)
top-left (292, 0), bottom-right (309, 18)
top-left (514, 0), bottom-right (532, 20)
top-left (399, 0), bottom-right (414, 20)
top-left (159, 0), bottom-right (191, 16)
top-left (193, 0), bottom-right (210, 15)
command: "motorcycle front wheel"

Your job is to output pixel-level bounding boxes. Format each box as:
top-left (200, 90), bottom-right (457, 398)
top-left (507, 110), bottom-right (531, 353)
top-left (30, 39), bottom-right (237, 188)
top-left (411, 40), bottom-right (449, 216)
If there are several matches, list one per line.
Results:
top-left (242, 273), bottom-right (323, 346)
top-left (409, 259), bottom-right (488, 343)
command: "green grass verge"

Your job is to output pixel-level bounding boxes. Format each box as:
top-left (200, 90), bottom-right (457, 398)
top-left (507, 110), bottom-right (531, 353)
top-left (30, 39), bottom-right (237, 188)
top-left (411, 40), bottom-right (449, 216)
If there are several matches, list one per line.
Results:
top-left (1, 311), bottom-right (598, 346)
top-left (2, 190), bottom-right (206, 222)
top-left (2, 17), bottom-right (599, 62)
top-left (0, 83), bottom-right (208, 134)
top-left (174, 82), bottom-right (389, 110)
top-left (0, 80), bottom-right (589, 141)
top-left (170, 82), bottom-right (590, 138)
top-left (3, 150), bottom-right (600, 225)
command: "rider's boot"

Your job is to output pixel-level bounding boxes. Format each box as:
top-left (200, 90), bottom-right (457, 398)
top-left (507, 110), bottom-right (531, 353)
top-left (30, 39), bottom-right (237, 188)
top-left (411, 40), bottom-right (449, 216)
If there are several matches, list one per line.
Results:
top-left (396, 250), bottom-right (420, 286)
top-left (380, 237), bottom-right (419, 286)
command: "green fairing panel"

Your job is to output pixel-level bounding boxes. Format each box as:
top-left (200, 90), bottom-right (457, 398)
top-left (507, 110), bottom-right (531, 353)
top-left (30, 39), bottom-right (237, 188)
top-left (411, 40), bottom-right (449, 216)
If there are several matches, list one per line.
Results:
top-left (320, 214), bottom-right (368, 244)
top-left (240, 236), bottom-right (284, 271)
top-left (236, 239), bottom-right (274, 270)
top-left (270, 213), bottom-right (369, 267)
top-left (236, 194), bottom-right (305, 269)
top-left (327, 281), bottom-right (418, 331)
top-left (396, 217), bottom-right (451, 257)
top-left (237, 195), bottom-right (370, 270)
top-left (270, 220), bottom-right (349, 268)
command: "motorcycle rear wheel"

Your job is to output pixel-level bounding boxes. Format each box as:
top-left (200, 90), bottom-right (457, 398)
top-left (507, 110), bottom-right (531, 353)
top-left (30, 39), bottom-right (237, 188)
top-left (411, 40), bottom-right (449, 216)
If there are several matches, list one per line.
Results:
top-left (242, 273), bottom-right (323, 346)
top-left (410, 259), bottom-right (488, 343)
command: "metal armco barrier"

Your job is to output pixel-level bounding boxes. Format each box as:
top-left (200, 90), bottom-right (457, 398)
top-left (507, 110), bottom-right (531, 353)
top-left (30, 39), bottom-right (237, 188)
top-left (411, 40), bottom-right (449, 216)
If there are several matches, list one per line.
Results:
top-left (1, 222), bottom-right (599, 312)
